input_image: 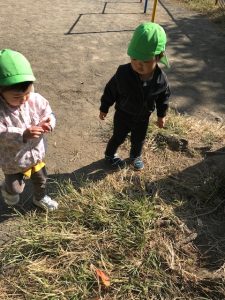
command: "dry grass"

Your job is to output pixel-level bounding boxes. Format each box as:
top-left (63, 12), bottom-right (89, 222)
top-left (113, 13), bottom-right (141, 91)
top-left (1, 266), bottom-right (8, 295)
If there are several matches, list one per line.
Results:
top-left (1, 110), bottom-right (225, 299)
top-left (173, 0), bottom-right (225, 28)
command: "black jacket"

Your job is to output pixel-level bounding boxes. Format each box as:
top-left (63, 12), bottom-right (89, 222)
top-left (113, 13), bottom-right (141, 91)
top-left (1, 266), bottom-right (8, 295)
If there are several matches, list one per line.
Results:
top-left (100, 63), bottom-right (171, 118)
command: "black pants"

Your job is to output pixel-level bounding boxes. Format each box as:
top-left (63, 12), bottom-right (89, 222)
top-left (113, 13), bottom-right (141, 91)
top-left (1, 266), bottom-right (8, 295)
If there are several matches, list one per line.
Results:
top-left (4, 166), bottom-right (47, 201)
top-left (105, 110), bottom-right (150, 158)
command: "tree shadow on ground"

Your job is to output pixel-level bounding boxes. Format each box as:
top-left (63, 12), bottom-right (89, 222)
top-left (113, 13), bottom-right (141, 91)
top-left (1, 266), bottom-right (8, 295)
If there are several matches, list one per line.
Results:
top-left (0, 159), bottom-right (116, 223)
top-left (47, 158), bottom-right (123, 195)
top-left (159, 0), bottom-right (225, 115)
top-left (145, 147), bottom-right (225, 272)
top-left (123, 147), bottom-right (225, 274)
top-left (0, 181), bottom-right (38, 247)
top-left (49, 159), bottom-right (109, 185)
top-left (0, 159), bottom-right (117, 250)
top-left (1, 149), bottom-right (225, 273)
top-left (0, 182), bottom-right (35, 223)
top-left (162, 153), bottom-right (225, 271)
top-left (48, 149), bottom-right (225, 272)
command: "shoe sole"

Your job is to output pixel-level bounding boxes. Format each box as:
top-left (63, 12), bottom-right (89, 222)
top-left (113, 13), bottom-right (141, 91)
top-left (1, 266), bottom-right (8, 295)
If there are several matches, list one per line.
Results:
top-left (133, 162), bottom-right (144, 171)
top-left (105, 159), bottom-right (126, 169)
top-left (134, 166), bottom-right (144, 171)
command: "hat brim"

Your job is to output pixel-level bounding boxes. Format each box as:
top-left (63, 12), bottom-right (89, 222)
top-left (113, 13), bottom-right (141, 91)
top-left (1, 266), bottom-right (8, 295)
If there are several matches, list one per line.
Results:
top-left (0, 74), bottom-right (36, 86)
top-left (128, 45), bottom-right (170, 68)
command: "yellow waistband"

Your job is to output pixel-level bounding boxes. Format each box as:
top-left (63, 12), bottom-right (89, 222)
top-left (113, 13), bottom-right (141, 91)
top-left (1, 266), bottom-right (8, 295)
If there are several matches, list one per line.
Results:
top-left (23, 162), bottom-right (45, 178)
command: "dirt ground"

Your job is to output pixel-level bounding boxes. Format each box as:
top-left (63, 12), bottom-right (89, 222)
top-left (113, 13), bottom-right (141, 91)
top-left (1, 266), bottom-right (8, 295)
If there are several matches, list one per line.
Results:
top-left (0, 0), bottom-right (224, 241)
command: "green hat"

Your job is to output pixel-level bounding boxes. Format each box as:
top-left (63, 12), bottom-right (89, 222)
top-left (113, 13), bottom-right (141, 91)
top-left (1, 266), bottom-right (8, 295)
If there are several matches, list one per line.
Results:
top-left (0, 49), bottom-right (36, 86)
top-left (127, 22), bottom-right (169, 67)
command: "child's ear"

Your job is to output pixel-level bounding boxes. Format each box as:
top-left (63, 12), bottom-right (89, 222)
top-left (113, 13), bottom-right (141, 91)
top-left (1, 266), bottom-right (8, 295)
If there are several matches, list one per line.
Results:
top-left (159, 52), bottom-right (165, 59)
top-left (155, 52), bottom-right (164, 63)
top-left (155, 55), bottom-right (161, 62)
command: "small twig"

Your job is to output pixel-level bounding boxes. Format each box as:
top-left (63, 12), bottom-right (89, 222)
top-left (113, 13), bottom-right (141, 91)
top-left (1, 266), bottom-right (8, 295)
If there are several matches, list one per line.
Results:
top-left (188, 200), bottom-right (225, 218)
top-left (205, 151), bottom-right (225, 156)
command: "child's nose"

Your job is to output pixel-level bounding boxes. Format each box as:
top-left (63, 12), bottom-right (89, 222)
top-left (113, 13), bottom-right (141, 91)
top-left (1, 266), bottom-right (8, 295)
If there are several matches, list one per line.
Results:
top-left (20, 95), bottom-right (28, 103)
top-left (136, 60), bottom-right (143, 67)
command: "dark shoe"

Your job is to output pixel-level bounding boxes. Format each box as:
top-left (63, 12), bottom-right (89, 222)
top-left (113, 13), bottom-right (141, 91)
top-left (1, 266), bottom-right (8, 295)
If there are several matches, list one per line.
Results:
top-left (131, 157), bottom-right (144, 170)
top-left (105, 154), bottom-right (125, 169)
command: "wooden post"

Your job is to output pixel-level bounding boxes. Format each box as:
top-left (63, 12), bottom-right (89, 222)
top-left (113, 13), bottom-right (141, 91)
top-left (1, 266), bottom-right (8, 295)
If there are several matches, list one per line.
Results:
top-left (151, 0), bottom-right (158, 22)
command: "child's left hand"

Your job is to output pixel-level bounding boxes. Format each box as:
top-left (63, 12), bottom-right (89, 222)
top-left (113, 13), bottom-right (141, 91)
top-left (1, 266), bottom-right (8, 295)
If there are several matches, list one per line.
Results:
top-left (156, 117), bottom-right (166, 128)
top-left (38, 117), bottom-right (52, 132)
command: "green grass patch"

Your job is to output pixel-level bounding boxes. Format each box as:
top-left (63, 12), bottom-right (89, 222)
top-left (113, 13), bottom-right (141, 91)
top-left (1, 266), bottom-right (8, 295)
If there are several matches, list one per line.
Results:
top-left (1, 111), bottom-right (225, 299)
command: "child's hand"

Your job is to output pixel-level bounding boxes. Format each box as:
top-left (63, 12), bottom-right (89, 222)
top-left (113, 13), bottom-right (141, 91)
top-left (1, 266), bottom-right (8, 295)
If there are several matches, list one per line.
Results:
top-left (38, 117), bottom-right (52, 132)
top-left (23, 126), bottom-right (44, 142)
top-left (156, 117), bottom-right (166, 128)
top-left (99, 111), bottom-right (107, 120)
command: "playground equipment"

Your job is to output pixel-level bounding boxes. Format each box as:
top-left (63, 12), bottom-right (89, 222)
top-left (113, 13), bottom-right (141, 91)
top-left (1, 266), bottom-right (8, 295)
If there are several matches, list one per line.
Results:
top-left (141, 0), bottom-right (149, 13)
top-left (140, 0), bottom-right (159, 22)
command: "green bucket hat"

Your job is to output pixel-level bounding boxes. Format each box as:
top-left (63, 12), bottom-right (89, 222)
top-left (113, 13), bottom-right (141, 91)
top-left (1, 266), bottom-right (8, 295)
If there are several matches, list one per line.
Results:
top-left (0, 49), bottom-right (36, 86)
top-left (127, 22), bottom-right (169, 68)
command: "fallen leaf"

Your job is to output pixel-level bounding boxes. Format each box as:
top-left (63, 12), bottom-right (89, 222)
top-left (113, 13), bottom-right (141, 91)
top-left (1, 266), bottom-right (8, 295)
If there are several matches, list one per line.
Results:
top-left (95, 269), bottom-right (110, 287)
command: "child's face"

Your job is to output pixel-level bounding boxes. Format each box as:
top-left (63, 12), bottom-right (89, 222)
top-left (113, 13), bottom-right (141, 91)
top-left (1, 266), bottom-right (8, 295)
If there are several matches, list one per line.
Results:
top-left (130, 57), bottom-right (158, 76)
top-left (1, 84), bottom-right (33, 108)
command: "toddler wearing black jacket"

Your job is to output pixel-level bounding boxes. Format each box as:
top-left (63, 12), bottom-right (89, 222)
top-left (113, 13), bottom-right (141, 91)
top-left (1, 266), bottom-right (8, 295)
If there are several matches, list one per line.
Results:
top-left (99, 22), bottom-right (171, 170)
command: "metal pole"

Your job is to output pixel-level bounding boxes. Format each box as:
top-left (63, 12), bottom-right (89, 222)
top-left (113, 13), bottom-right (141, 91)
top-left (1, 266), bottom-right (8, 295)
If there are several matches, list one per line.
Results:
top-left (151, 0), bottom-right (158, 22)
top-left (144, 0), bottom-right (148, 13)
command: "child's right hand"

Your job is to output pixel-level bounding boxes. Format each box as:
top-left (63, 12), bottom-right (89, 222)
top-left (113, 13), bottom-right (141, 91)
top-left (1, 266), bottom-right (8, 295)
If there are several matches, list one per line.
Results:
top-left (23, 126), bottom-right (44, 142)
top-left (99, 111), bottom-right (107, 120)
top-left (38, 117), bottom-right (52, 132)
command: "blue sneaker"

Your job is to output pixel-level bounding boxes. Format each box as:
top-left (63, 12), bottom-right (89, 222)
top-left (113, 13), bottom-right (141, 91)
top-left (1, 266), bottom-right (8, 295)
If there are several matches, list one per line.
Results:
top-left (131, 157), bottom-right (144, 170)
top-left (105, 154), bottom-right (125, 169)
